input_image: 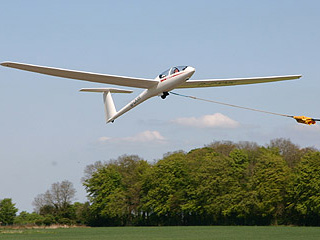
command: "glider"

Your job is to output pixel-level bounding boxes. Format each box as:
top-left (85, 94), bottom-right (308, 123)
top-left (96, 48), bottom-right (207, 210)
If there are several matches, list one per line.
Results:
top-left (0, 62), bottom-right (301, 123)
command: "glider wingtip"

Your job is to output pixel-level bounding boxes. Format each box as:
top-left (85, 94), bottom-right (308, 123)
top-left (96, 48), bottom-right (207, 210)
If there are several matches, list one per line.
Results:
top-left (0, 62), bottom-right (10, 67)
top-left (289, 74), bottom-right (302, 80)
top-left (0, 61), bottom-right (18, 67)
top-left (287, 74), bottom-right (302, 80)
top-left (1, 61), bottom-right (23, 67)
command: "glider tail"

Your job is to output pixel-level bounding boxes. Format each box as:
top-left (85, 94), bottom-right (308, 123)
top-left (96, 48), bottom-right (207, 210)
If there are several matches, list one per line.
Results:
top-left (103, 91), bottom-right (117, 122)
top-left (80, 88), bottom-right (133, 123)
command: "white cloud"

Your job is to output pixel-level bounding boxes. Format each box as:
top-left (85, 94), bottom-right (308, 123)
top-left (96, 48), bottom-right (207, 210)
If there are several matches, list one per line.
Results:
top-left (99, 130), bottom-right (166, 144)
top-left (98, 137), bottom-right (112, 142)
top-left (172, 113), bottom-right (240, 128)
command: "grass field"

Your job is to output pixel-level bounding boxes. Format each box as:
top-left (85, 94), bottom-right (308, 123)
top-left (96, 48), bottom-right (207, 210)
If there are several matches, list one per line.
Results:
top-left (1, 226), bottom-right (320, 240)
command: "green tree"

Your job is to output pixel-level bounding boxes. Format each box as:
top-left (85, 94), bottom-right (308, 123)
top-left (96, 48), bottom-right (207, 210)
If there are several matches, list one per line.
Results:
top-left (72, 202), bottom-right (91, 225)
top-left (184, 148), bottom-right (249, 225)
top-left (84, 155), bottom-right (150, 226)
top-left (182, 147), bottom-right (216, 220)
top-left (115, 155), bottom-right (151, 224)
top-left (0, 198), bottom-right (18, 225)
top-left (287, 152), bottom-right (320, 225)
top-left (235, 148), bottom-right (291, 225)
top-left (141, 152), bottom-right (189, 225)
top-left (14, 211), bottom-right (44, 225)
top-left (87, 164), bottom-right (126, 224)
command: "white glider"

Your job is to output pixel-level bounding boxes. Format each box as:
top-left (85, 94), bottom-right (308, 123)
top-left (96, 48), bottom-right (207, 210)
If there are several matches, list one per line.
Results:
top-left (0, 62), bottom-right (301, 123)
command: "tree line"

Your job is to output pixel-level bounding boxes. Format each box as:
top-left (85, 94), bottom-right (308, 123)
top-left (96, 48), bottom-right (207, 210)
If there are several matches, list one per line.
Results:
top-left (0, 181), bottom-right (89, 226)
top-left (1, 138), bottom-right (320, 226)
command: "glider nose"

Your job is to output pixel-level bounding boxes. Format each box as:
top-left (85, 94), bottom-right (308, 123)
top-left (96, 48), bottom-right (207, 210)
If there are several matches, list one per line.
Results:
top-left (186, 66), bottom-right (195, 77)
top-left (187, 66), bottom-right (195, 73)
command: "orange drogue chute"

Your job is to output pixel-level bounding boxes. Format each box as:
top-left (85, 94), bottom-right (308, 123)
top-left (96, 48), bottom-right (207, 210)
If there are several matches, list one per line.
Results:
top-left (293, 116), bottom-right (316, 125)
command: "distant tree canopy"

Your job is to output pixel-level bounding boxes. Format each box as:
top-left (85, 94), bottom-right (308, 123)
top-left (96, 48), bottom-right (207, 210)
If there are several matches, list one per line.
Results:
top-left (82, 138), bottom-right (320, 226)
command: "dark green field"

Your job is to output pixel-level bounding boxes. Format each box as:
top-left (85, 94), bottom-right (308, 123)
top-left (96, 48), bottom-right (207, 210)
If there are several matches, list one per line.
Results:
top-left (1, 226), bottom-right (320, 240)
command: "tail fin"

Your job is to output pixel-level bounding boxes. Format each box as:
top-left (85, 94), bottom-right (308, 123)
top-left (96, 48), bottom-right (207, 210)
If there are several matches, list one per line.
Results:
top-left (103, 91), bottom-right (116, 121)
top-left (80, 88), bottom-right (133, 123)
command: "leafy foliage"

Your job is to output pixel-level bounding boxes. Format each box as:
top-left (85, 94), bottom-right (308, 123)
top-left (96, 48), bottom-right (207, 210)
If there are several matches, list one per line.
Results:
top-left (14, 211), bottom-right (44, 225)
top-left (83, 155), bottom-right (150, 226)
top-left (80, 139), bottom-right (320, 226)
top-left (0, 198), bottom-right (18, 225)
top-left (287, 152), bottom-right (320, 225)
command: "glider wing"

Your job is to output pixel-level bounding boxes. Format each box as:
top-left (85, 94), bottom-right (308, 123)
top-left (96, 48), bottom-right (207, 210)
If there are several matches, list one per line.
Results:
top-left (177, 75), bottom-right (302, 88)
top-left (0, 62), bottom-right (158, 89)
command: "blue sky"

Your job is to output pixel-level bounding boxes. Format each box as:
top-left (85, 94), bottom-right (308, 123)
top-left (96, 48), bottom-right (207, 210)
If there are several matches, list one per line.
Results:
top-left (1, 0), bottom-right (319, 212)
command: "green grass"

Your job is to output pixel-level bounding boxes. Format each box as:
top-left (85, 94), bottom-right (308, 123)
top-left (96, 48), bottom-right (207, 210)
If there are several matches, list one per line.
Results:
top-left (1, 226), bottom-right (320, 240)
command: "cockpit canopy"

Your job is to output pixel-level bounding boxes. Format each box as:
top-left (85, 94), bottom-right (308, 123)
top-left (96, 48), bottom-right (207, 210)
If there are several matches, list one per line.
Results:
top-left (159, 66), bottom-right (188, 79)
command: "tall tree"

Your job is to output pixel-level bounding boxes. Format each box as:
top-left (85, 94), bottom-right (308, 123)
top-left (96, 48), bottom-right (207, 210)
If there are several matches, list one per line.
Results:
top-left (84, 155), bottom-right (150, 226)
top-left (268, 138), bottom-right (302, 168)
top-left (184, 148), bottom-right (249, 225)
top-left (287, 152), bottom-right (320, 225)
top-left (33, 180), bottom-right (76, 218)
top-left (237, 148), bottom-right (291, 225)
top-left (141, 152), bottom-right (189, 225)
top-left (207, 141), bottom-right (237, 156)
top-left (0, 198), bottom-right (18, 225)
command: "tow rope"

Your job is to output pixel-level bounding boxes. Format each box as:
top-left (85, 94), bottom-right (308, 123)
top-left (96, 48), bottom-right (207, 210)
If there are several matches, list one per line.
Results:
top-left (169, 91), bottom-right (320, 125)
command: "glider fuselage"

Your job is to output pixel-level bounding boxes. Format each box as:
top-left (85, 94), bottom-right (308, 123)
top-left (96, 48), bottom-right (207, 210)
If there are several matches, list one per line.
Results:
top-left (108, 66), bottom-right (195, 122)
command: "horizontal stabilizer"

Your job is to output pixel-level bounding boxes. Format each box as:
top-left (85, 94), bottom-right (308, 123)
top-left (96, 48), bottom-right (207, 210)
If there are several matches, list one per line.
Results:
top-left (80, 88), bottom-right (133, 93)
